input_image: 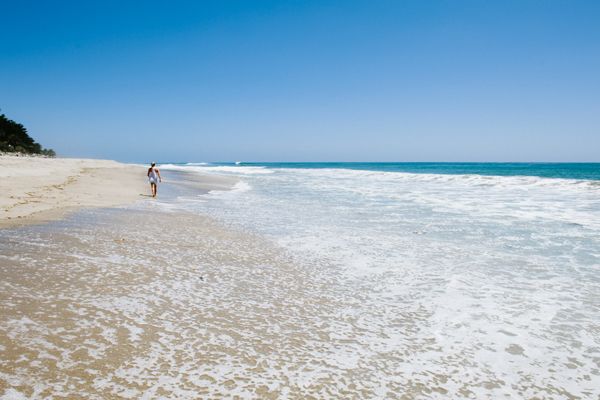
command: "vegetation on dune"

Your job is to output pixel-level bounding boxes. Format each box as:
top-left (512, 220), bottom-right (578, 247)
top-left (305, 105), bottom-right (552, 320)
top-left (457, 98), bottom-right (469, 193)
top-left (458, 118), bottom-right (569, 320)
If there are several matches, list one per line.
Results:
top-left (0, 113), bottom-right (55, 156)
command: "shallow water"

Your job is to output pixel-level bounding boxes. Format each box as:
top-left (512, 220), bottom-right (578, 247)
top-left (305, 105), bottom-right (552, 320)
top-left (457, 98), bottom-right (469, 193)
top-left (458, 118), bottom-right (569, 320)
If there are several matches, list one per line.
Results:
top-left (159, 164), bottom-right (600, 398)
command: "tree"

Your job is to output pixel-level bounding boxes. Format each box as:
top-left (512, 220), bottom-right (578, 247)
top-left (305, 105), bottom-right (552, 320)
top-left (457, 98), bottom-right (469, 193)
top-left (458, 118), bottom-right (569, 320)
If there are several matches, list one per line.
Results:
top-left (0, 113), bottom-right (55, 156)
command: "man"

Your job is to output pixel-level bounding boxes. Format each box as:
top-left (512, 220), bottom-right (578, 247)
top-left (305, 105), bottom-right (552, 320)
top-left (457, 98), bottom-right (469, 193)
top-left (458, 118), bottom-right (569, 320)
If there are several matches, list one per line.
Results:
top-left (147, 162), bottom-right (162, 197)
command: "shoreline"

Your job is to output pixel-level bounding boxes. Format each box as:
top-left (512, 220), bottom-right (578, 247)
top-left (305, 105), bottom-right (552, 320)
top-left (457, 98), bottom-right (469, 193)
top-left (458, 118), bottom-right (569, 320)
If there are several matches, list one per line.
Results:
top-left (1, 159), bottom-right (598, 398)
top-left (0, 156), bottom-right (239, 229)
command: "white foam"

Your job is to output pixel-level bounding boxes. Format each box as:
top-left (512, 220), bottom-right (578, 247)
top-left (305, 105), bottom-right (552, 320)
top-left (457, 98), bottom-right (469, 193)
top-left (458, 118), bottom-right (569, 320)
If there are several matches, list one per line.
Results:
top-left (0, 389), bottom-right (29, 400)
top-left (165, 164), bottom-right (600, 398)
top-left (205, 180), bottom-right (251, 198)
top-left (160, 164), bottom-right (273, 175)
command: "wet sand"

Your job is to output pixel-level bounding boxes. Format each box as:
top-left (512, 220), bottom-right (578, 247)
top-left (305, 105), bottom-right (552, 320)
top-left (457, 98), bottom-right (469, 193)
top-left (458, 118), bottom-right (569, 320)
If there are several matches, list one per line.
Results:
top-left (0, 161), bottom-right (418, 398)
top-left (0, 208), bottom-right (358, 398)
top-left (0, 165), bottom-right (361, 398)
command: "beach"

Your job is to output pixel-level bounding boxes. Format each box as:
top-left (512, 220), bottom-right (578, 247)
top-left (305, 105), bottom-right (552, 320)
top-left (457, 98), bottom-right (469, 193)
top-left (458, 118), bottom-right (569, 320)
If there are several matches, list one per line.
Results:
top-left (0, 158), bottom-right (361, 398)
top-left (1, 160), bottom-right (599, 399)
top-left (3, 0), bottom-right (599, 397)
top-left (1, 210), bottom-right (340, 398)
top-left (0, 156), bottom-right (147, 228)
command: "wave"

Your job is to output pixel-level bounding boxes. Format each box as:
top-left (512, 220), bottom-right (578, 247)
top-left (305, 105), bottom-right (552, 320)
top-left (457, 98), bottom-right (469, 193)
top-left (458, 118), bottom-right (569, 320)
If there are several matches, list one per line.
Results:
top-left (160, 164), bottom-right (274, 175)
top-left (161, 163), bottom-right (599, 193)
top-left (279, 167), bottom-right (600, 191)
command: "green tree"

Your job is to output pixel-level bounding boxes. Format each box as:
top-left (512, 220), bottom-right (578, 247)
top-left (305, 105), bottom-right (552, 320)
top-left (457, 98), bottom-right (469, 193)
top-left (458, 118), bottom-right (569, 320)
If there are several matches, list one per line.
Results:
top-left (0, 113), bottom-right (55, 156)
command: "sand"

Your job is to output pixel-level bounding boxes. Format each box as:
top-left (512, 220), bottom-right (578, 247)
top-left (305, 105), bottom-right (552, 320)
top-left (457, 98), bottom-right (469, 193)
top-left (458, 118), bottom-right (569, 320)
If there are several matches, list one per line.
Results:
top-left (0, 209), bottom-right (353, 398)
top-left (0, 160), bottom-right (368, 398)
top-left (0, 155), bottom-right (148, 228)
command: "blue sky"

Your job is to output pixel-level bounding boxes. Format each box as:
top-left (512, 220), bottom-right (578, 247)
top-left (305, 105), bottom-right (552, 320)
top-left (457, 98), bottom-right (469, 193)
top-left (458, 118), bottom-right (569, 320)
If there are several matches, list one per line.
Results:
top-left (1, 0), bottom-right (599, 162)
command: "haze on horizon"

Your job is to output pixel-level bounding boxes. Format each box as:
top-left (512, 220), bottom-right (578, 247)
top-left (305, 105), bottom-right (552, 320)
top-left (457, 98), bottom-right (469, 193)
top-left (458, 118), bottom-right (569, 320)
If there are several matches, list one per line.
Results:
top-left (1, 0), bottom-right (599, 163)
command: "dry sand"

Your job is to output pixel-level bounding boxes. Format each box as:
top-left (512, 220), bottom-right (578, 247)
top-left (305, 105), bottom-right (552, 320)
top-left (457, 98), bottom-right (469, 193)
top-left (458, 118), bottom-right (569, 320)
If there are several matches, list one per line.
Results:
top-left (0, 155), bottom-right (148, 228)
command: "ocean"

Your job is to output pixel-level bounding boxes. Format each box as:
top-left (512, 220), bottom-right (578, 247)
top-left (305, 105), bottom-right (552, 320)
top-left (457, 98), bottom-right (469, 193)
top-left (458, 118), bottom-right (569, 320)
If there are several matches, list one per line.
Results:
top-left (203, 162), bottom-right (600, 180)
top-left (156, 162), bottom-right (600, 398)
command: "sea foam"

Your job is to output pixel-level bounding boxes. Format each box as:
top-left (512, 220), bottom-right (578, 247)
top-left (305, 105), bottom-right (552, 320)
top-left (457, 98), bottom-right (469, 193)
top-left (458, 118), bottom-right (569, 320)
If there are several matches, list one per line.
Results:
top-left (158, 163), bottom-right (600, 398)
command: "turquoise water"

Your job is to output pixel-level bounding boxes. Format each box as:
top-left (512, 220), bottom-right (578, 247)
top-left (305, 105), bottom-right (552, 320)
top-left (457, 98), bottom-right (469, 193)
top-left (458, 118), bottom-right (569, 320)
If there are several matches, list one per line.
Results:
top-left (203, 162), bottom-right (600, 180)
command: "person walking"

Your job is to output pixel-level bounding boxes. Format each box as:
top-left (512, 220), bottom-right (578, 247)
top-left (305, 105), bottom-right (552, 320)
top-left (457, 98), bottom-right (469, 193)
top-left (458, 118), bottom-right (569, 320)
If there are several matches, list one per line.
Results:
top-left (147, 162), bottom-right (162, 197)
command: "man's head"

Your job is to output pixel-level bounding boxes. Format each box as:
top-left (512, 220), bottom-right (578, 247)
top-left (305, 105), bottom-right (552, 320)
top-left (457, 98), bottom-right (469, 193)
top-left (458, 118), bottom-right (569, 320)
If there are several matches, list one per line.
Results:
top-left (151, 162), bottom-right (156, 167)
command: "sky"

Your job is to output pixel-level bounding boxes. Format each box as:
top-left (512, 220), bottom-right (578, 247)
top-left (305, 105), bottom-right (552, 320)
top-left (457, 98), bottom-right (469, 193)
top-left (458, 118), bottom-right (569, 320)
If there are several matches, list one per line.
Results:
top-left (1, 0), bottom-right (599, 162)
